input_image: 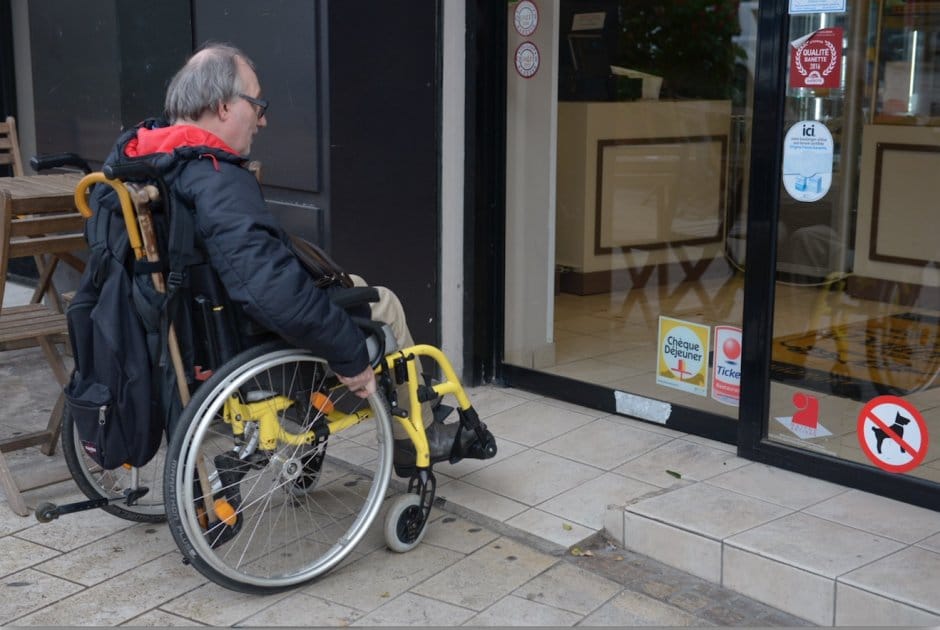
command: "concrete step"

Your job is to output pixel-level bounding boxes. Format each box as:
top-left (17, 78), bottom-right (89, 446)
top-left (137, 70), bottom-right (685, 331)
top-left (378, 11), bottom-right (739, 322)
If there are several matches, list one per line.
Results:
top-left (603, 471), bottom-right (940, 626)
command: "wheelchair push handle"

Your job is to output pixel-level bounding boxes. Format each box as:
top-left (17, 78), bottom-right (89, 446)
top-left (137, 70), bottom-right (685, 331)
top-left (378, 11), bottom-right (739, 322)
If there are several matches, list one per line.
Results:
top-left (103, 160), bottom-right (161, 182)
top-left (31, 152), bottom-right (92, 174)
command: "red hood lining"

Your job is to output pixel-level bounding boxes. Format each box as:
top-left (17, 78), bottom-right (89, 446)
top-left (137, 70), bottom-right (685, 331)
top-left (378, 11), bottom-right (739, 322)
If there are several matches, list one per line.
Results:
top-left (123, 125), bottom-right (239, 158)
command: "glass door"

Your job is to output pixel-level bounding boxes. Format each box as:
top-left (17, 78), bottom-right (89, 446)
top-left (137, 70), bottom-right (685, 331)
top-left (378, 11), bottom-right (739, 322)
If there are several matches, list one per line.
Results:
top-left (503, 0), bottom-right (759, 435)
top-left (767, 0), bottom-right (940, 486)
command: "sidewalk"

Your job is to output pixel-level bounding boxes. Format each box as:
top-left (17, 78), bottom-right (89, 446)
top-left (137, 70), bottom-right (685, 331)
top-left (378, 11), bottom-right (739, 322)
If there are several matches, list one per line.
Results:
top-left (2, 278), bottom-right (939, 625)
top-left (0, 342), bottom-right (803, 627)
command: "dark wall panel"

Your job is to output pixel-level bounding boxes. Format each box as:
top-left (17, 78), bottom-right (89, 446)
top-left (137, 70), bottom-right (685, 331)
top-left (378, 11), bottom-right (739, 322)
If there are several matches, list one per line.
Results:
top-left (0, 0), bottom-right (16, 121)
top-left (30, 1), bottom-right (122, 160)
top-left (116, 1), bottom-right (192, 128)
top-left (29, 0), bottom-right (189, 161)
top-left (328, 1), bottom-right (441, 347)
top-left (193, 0), bottom-right (320, 192)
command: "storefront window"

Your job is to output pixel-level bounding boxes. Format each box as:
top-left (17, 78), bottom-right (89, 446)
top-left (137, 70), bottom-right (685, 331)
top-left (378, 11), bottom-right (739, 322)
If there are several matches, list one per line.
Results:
top-left (504, 1), bottom-right (758, 422)
top-left (768, 1), bottom-right (940, 483)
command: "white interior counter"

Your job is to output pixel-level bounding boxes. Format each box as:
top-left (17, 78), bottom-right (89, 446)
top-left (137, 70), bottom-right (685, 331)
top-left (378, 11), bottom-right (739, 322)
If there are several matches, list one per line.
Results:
top-left (556, 100), bottom-right (732, 293)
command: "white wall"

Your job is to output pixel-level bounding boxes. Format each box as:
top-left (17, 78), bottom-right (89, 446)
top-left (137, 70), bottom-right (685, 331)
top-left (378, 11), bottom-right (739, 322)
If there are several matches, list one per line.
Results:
top-left (11, 0), bottom-right (36, 172)
top-left (441, 0), bottom-right (466, 378)
top-left (504, 0), bottom-right (559, 368)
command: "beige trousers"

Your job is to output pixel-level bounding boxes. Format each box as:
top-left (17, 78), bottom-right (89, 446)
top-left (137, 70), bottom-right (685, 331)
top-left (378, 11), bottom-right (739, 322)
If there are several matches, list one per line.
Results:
top-left (349, 275), bottom-right (432, 439)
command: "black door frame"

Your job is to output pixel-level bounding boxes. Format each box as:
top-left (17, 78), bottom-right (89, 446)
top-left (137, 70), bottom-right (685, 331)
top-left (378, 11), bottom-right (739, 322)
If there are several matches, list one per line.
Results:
top-left (466, 0), bottom-right (939, 511)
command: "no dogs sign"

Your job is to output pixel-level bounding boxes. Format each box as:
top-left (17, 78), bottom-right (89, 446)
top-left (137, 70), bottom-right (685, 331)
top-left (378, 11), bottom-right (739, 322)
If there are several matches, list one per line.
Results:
top-left (857, 396), bottom-right (929, 473)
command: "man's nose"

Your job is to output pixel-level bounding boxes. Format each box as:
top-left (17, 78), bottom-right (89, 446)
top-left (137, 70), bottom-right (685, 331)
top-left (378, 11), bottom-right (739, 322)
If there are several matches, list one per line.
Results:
top-left (258, 113), bottom-right (268, 128)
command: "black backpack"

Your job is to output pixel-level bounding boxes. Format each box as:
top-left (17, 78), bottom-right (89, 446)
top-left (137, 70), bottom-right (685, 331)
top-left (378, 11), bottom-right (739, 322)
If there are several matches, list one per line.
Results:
top-left (63, 170), bottom-right (195, 469)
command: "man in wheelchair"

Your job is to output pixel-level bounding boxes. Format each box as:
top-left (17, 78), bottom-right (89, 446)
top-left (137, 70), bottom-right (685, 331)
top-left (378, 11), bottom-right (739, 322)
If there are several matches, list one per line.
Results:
top-left (94, 42), bottom-right (477, 475)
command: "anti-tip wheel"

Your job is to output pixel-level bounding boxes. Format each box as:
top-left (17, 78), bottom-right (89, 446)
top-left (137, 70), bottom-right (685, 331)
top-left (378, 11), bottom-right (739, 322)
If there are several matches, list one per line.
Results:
top-left (34, 502), bottom-right (59, 523)
top-left (384, 493), bottom-right (428, 553)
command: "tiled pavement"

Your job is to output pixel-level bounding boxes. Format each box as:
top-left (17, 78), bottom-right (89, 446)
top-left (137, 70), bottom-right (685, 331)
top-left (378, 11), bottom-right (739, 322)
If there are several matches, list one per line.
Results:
top-left (0, 344), bottom-right (805, 628)
top-left (3, 282), bottom-right (939, 626)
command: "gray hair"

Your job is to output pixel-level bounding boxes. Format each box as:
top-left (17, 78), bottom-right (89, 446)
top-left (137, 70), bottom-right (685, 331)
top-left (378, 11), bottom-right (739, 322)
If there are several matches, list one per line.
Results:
top-left (164, 43), bottom-right (257, 122)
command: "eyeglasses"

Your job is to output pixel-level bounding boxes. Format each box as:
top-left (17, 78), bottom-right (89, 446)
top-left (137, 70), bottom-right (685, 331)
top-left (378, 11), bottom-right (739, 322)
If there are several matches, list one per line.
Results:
top-left (238, 93), bottom-right (269, 119)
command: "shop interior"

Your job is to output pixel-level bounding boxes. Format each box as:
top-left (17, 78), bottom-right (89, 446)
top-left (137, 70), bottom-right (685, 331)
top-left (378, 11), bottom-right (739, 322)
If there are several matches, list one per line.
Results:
top-left (506, 1), bottom-right (940, 483)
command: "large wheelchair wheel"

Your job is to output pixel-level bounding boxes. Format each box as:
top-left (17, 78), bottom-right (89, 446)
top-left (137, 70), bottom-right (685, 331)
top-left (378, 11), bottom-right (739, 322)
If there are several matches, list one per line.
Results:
top-left (164, 341), bottom-right (393, 594)
top-left (61, 407), bottom-right (167, 522)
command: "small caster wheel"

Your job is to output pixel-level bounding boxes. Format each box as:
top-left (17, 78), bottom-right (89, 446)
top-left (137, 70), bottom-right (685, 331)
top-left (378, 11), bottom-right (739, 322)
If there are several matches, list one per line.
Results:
top-left (384, 493), bottom-right (428, 553)
top-left (35, 502), bottom-right (59, 523)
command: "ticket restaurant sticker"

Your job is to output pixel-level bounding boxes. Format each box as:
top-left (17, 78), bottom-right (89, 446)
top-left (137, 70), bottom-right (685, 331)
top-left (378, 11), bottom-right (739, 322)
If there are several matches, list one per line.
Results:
top-left (657, 316), bottom-right (710, 397)
top-left (789, 28), bottom-right (843, 89)
top-left (857, 396), bottom-right (929, 473)
top-left (711, 325), bottom-right (741, 406)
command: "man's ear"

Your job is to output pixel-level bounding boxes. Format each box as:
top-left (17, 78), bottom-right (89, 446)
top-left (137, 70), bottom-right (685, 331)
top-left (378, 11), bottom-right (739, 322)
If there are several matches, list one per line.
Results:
top-left (216, 100), bottom-right (230, 120)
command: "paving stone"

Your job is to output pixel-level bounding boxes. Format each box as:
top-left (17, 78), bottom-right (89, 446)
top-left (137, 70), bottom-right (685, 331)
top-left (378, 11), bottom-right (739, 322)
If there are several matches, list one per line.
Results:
top-left (467, 594), bottom-right (583, 626)
top-left (564, 535), bottom-right (811, 627)
top-left (411, 537), bottom-right (557, 611)
top-left (512, 560), bottom-right (621, 615)
top-left (351, 592), bottom-right (475, 626)
top-left (13, 553), bottom-right (206, 626)
top-left (0, 568), bottom-right (84, 625)
top-left (123, 609), bottom-right (206, 626)
top-left (421, 514), bottom-right (499, 554)
top-left (36, 522), bottom-right (176, 586)
top-left (0, 535), bottom-right (59, 577)
top-left (301, 542), bottom-right (462, 612)
top-left (162, 582), bottom-right (293, 627)
top-left (236, 592), bottom-right (361, 627)
top-left (15, 505), bottom-right (135, 552)
top-left (580, 590), bottom-right (709, 626)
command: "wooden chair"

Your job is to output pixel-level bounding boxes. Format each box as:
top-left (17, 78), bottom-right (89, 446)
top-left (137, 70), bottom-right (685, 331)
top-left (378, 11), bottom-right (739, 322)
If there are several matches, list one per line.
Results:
top-left (0, 175), bottom-right (86, 516)
top-left (0, 116), bottom-right (24, 177)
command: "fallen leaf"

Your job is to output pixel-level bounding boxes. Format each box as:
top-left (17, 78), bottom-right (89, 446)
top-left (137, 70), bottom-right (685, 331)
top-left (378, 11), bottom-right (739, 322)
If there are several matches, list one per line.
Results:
top-left (581, 549), bottom-right (594, 557)
top-left (666, 469), bottom-right (682, 479)
top-left (562, 523), bottom-right (573, 531)
top-left (570, 547), bottom-right (582, 556)
top-left (615, 556), bottom-right (624, 561)
top-left (380, 592), bottom-right (390, 598)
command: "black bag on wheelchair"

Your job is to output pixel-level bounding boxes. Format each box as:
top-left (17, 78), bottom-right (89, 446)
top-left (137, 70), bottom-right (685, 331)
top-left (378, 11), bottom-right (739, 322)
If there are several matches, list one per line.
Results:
top-left (64, 216), bottom-right (164, 469)
top-left (63, 170), bottom-right (196, 470)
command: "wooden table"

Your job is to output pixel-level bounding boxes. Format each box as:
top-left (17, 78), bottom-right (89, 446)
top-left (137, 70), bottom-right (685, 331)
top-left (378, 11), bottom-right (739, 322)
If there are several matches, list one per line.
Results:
top-left (0, 172), bottom-right (85, 516)
top-left (0, 173), bottom-right (85, 309)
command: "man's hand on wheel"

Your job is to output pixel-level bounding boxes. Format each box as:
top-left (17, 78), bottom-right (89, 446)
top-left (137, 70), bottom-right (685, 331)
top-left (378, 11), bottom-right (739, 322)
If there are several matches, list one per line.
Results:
top-left (337, 366), bottom-right (377, 399)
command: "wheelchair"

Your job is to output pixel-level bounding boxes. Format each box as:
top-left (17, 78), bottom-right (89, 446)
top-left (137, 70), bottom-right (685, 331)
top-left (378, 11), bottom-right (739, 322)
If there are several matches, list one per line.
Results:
top-left (35, 159), bottom-right (497, 594)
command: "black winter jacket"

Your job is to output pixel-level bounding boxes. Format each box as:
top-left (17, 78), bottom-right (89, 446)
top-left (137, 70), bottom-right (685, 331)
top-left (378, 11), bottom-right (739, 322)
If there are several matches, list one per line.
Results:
top-left (92, 118), bottom-right (369, 377)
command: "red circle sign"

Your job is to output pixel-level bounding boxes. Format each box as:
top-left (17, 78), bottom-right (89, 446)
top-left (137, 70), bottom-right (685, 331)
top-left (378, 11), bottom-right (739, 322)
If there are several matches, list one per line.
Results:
top-left (857, 396), bottom-right (929, 473)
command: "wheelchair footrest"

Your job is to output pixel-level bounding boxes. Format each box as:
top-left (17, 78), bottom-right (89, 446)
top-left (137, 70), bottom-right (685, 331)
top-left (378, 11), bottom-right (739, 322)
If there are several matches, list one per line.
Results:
top-left (449, 406), bottom-right (497, 464)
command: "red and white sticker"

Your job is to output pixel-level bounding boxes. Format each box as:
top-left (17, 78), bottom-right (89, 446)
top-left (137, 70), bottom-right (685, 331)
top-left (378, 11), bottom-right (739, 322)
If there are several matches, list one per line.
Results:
top-left (774, 392), bottom-right (833, 439)
top-left (789, 27), bottom-right (842, 89)
top-left (857, 396), bottom-right (929, 473)
top-left (513, 0), bottom-right (539, 37)
top-left (711, 326), bottom-right (741, 406)
top-left (514, 42), bottom-right (540, 78)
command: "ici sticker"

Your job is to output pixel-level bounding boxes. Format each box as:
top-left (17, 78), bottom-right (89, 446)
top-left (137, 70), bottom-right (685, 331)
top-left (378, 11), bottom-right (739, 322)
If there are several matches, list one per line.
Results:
top-left (657, 316), bottom-right (710, 397)
top-left (711, 326), bottom-right (741, 406)
top-left (782, 120), bottom-right (833, 202)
